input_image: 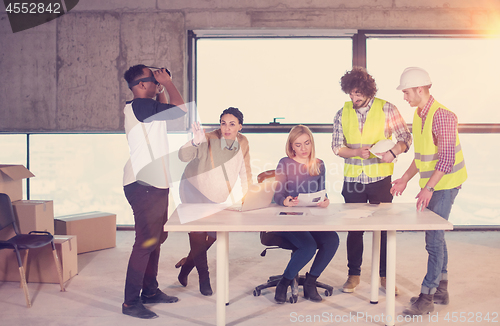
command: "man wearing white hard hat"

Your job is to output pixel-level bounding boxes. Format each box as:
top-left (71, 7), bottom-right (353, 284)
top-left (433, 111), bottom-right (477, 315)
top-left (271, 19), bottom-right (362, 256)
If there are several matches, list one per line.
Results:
top-left (332, 67), bottom-right (412, 294)
top-left (391, 67), bottom-right (467, 316)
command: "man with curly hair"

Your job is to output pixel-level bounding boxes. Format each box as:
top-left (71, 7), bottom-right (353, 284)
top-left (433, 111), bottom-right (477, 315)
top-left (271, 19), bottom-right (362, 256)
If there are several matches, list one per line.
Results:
top-left (332, 67), bottom-right (412, 294)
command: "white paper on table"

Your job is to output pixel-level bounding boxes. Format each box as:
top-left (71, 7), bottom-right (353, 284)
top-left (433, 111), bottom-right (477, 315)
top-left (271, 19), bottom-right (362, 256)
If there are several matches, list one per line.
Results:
top-left (340, 209), bottom-right (374, 219)
top-left (308, 206), bottom-right (340, 216)
top-left (177, 203), bottom-right (230, 224)
top-left (296, 190), bottom-right (326, 207)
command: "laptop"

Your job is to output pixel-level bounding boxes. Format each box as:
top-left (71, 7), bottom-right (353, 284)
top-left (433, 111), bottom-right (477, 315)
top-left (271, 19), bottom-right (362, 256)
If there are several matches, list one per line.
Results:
top-left (226, 181), bottom-right (277, 212)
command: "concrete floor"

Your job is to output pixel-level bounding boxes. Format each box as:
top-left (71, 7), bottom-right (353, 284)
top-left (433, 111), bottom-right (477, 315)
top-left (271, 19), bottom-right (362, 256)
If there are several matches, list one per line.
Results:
top-left (1, 230), bottom-right (499, 326)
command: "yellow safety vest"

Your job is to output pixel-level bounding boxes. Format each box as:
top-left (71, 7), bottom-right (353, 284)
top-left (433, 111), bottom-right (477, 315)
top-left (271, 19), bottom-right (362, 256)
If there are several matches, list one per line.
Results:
top-left (342, 98), bottom-right (394, 178)
top-left (413, 100), bottom-right (467, 190)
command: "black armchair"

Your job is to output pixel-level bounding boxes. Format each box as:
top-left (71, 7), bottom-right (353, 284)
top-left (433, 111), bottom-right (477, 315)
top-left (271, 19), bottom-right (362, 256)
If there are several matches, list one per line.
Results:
top-left (252, 171), bottom-right (333, 303)
top-left (253, 231), bottom-right (334, 303)
top-left (0, 193), bottom-right (65, 307)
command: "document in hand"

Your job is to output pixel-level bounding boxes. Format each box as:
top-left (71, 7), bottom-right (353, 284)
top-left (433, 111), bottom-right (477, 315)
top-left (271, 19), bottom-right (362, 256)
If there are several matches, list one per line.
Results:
top-left (296, 190), bottom-right (326, 207)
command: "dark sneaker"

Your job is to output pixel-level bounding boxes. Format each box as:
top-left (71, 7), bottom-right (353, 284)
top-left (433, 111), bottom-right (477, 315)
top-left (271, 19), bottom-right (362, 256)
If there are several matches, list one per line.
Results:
top-left (122, 302), bottom-right (158, 319)
top-left (141, 289), bottom-right (179, 304)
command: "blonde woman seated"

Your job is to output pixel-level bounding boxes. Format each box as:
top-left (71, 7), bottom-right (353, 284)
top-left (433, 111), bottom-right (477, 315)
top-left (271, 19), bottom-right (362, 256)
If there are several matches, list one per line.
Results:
top-left (176, 107), bottom-right (252, 296)
top-left (273, 125), bottom-right (339, 303)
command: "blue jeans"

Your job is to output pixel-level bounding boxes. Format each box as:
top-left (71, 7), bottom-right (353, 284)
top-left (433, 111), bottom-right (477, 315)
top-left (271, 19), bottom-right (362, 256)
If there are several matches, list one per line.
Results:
top-left (421, 188), bottom-right (459, 294)
top-left (276, 231), bottom-right (340, 280)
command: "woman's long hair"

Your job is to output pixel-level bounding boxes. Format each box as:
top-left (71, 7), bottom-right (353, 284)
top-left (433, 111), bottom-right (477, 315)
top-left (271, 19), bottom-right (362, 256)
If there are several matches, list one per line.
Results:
top-left (285, 125), bottom-right (320, 176)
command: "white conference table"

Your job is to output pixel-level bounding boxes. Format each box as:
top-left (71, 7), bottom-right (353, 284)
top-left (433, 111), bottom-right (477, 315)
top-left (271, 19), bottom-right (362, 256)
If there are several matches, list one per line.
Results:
top-left (165, 203), bottom-right (453, 326)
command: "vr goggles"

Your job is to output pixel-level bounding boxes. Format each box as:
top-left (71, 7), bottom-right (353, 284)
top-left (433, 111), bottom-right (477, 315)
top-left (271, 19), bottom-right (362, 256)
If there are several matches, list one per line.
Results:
top-left (127, 66), bottom-right (171, 89)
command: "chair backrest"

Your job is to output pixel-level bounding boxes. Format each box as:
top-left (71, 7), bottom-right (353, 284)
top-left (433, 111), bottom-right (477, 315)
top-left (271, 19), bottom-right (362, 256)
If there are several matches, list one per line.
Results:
top-left (0, 193), bottom-right (19, 235)
top-left (260, 231), bottom-right (296, 250)
top-left (256, 171), bottom-right (297, 251)
top-left (257, 170), bottom-right (275, 183)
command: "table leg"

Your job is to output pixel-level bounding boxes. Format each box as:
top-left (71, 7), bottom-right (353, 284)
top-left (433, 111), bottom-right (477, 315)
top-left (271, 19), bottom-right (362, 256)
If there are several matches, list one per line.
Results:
top-left (216, 231), bottom-right (229, 326)
top-left (225, 232), bottom-right (229, 305)
top-left (385, 230), bottom-right (396, 326)
top-left (370, 231), bottom-right (381, 304)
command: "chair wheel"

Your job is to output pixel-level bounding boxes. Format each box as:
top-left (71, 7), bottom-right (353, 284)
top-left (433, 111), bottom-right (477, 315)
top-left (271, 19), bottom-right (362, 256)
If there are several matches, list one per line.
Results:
top-left (290, 295), bottom-right (298, 303)
top-left (253, 289), bottom-right (261, 296)
top-left (325, 289), bottom-right (333, 296)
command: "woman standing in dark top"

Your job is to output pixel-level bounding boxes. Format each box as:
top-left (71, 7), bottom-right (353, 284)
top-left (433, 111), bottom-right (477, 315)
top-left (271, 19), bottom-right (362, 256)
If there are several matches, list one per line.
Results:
top-left (273, 125), bottom-right (339, 303)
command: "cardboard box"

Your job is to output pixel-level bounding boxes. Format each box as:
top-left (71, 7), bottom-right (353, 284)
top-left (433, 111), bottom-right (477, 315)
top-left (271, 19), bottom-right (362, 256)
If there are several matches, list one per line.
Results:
top-left (0, 235), bottom-right (78, 284)
top-left (12, 200), bottom-right (54, 234)
top-left (54, 212), bottom-right (116, 254)
top-left (26, 235), bottom-right (78, 283)
top-left (0, 165), bottom-right (34, 202)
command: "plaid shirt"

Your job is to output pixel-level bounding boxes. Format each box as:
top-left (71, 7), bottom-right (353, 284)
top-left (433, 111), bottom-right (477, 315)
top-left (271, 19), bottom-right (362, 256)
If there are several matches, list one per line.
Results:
top-left (418, 96), bottom-right (457, 174)
top-left (332, 98), bottom-right (412, 184)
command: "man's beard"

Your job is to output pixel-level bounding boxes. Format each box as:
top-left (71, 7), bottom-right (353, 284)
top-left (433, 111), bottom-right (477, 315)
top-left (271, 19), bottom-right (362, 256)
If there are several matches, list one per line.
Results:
top-left (353, 98), bottom-right (369, 109)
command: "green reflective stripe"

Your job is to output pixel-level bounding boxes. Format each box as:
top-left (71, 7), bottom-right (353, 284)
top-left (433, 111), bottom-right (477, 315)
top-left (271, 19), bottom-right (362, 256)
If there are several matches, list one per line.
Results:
top-left (419, 160), bottom-right (466, 179)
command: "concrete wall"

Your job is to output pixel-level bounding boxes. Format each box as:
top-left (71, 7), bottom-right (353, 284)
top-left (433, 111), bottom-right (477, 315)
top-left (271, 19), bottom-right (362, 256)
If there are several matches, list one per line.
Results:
top-left (1, 0), bottom-right (500, 132)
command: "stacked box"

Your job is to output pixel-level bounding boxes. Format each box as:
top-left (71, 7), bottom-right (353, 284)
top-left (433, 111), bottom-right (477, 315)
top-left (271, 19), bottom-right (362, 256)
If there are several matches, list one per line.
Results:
top-left (12, 200), bottom-right (54, 234)
top-left (55, 212), bottom-right (116, 254)
top-left (0, 235), bottom-right (78, 283)
top-left (0, 165), bottom-right (34, 202)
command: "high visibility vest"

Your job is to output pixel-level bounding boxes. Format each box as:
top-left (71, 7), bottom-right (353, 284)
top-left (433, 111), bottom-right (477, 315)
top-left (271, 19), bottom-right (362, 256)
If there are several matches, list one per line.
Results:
top-left (342, 98), bottom-right (394, 178)
top-left (413, 100), bottom-right (467, 190)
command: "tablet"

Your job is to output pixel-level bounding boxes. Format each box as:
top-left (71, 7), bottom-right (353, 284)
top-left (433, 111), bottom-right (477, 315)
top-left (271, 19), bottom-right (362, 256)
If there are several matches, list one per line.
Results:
top-left (279, 212), bottom-right (305, 216)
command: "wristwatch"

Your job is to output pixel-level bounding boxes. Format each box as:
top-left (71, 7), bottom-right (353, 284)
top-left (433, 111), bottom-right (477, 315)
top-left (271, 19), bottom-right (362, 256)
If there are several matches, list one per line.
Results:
top-left (424, 185), bottom-right (435, 192)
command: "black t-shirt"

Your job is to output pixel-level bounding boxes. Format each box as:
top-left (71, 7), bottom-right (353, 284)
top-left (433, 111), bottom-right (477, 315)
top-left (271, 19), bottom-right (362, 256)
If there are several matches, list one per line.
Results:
top-left (128, 98), bottom-right (185, 122)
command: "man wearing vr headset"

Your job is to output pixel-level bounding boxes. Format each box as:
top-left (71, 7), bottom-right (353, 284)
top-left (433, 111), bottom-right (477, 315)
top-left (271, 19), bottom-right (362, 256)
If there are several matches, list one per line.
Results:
top-left (121, 64), bottom-right (186, 319)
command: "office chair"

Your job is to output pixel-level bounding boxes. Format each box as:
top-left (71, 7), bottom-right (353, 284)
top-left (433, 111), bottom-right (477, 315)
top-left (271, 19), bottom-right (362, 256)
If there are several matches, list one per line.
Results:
top-left (252, 171), bottom-right (333, 303)
top-left (0, 193), bottom-right (65, 307)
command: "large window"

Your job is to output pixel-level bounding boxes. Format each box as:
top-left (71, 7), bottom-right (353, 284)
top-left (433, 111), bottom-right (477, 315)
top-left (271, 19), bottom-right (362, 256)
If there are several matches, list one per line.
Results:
top-left (196, 37), bottom-right (352, 125)
top-left (367, 37), bottom-right (500, 124)
top-left (28, 134), bottom-right (131, 222)
top-left (0, 134), bottom-right (26, 164)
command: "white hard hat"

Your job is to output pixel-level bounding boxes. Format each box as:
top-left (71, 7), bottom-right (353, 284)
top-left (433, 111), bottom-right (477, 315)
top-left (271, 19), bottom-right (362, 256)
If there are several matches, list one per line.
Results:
top-left (369, 139), bottom-right (396, 159)
top-left (396, 67), bottom-right (432, 90)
